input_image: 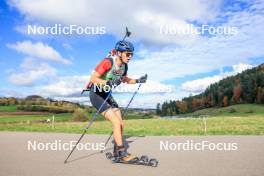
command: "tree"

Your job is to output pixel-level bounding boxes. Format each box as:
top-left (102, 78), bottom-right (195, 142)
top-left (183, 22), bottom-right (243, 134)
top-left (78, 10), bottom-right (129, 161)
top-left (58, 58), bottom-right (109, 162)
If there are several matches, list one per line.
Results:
top-left (176, 101), bottom-right (188, 114)
top-left (223, 96), bottom-right (228, 107)
top-left (241, 75), bottom-right (255, 103)
top-left (156, 63), bottom-right (264, 116)
top-left (256, 87), bottom-right (264, 104)
top-left (73, 108), bottom-right (87, 121)
top-left (232, 85), bottom-right (241, 104)
top-left (156, 103), bottom-right (161, 115)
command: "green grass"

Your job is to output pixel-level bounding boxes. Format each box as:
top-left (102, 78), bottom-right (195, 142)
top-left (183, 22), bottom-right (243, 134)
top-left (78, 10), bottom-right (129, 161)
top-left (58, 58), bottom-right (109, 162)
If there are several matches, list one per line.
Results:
top-left (0, 104), bottom-right (153, 124)
top-left (186, 104), bottom-right (264, 117)
top-left (0, 113), bottom-right (72, 123)
top-left (0, 105), bottom-right (17, 112)
top-left (0, 113), bottom-right (151, 123)
top-left (0, 116), bottom-right (264, 135)
top-left (0, 104), bottom-right (263, 135)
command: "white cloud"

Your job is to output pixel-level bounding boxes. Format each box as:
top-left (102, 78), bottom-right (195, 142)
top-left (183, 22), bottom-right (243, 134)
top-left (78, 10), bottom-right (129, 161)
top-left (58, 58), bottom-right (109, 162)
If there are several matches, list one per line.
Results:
top-left (181, 75), bottom-right (222, 93)
top-left (8, 0), bottom-right (221, 45)
top-left (36, 75), bottom-right (90, 97)
top-left (7, 40), bottom-right (71, 64)
top-left (62, 43), bottom-right (73, 50)
top-left (0, 88), bottom-right (29, 98)
top-left (28, 74), bottom-right (174, 109)
top-left (233, 63), bottom-right (253, 73)
top-left (114, 87), bottom-right (189, 108)
top-left (63, 92), bottom-right (186, 109)
top-left (181, 63), bottom-right (254, 93)
top-left (35, 75), bottom-right (173, 96)
top-left (128, 0), bottom-right (264, 81)
top-left (5, 0), bottom-right (264, 108)
top-left (53, 96), bottom-right (91, 105)
top-left (8, 58), bottom-right (57, 86)
top-left (8, 1), bottom-right (264, 83)
top-left (112, 80), bottom-right (173, 94)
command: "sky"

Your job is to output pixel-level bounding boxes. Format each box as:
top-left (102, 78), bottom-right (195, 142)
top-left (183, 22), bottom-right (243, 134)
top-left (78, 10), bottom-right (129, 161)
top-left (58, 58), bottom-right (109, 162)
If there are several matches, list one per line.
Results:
top-left (0, 0), bottom-right (263, 108)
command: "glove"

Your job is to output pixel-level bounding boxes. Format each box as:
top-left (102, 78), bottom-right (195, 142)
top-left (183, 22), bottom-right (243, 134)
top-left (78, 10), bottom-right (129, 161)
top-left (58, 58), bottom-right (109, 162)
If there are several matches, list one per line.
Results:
top-left (136, 74), bottom-right (148, 83)
top-left (106, 78), bottom-right (122, 87)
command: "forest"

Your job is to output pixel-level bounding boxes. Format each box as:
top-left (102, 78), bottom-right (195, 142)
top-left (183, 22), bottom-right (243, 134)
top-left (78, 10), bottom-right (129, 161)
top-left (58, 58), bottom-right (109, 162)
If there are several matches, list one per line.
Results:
top-left (157, 64), bottom-right (264, 116)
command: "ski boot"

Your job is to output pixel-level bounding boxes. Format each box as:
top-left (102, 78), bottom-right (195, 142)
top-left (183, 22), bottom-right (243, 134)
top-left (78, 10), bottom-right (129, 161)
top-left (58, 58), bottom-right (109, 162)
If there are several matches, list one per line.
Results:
top-left (116, 146), bottom-right (137, 162)
top-left (113, 143), bottom-right (118, 157)
top-left (105, 145), bottom-right (158, 167)
top-left (106, 145), bottom-right (137, 162)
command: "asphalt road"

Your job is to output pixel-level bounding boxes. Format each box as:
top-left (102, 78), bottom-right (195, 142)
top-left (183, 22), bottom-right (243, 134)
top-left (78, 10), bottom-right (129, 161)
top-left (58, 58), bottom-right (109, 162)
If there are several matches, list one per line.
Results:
top-left (0, 132), bottom-right (263, 176)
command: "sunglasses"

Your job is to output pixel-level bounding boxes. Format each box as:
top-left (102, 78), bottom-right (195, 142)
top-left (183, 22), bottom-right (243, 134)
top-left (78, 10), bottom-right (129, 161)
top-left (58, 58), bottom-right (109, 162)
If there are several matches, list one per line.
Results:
top-left (126, 52), bottom-right (133, 57)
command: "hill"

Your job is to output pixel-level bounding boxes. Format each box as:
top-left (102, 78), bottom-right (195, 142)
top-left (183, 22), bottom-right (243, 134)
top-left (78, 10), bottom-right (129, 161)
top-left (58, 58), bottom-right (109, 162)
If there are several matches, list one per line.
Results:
top-left (186, 104), bottom-right (264, 117)
top-left (0, 95), bottom-right (86, 113)
top-left (157, 63), bottom-right (264, 116)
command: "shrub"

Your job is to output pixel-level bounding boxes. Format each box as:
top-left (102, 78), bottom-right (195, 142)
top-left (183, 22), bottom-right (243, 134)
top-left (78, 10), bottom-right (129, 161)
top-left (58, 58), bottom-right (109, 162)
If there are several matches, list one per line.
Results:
top-left (228, 108), bottom-right (236, 113)
top-left (245, 109), bottom-right (254, 113)
top-left (73, 108), bottom-right (87, 122)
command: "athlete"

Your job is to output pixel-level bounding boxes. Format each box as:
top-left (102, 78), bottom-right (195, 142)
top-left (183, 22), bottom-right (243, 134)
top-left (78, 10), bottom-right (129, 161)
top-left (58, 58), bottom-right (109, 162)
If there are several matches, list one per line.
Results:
top-left (87, 40), bottom-right (147, 161)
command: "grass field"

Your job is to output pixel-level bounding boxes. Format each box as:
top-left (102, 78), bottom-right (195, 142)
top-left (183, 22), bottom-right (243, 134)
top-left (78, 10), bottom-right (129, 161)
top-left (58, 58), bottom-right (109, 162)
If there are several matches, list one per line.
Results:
top-left (0, 116), bottom-right (263, 135)
top-left (187, 104), bottom-right (264, 117)
top-left (0, 104), bottom-right (263, 135)
top-left (0, 112), bottom-right (151, 123)
top-left (0, 113), bottom-right (72, 123)
top-left (0, 105), bottom-right (17, 112)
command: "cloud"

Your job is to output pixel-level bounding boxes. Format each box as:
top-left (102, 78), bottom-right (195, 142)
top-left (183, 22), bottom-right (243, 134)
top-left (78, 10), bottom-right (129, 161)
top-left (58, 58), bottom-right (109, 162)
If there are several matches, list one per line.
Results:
top-left (115, 91), bottom-right (187, 109)
top-left (181, 75), bottom-right (222, 94)
top-left (8, 58), bottom-right (57, 86)
top-left (7, 40), bottom-right (71, 64)
top-left (0, 88), bottom-right (29, 98)
top-left (36, 75), bottom-right (89, 97)
top-left (8, 0), bottom-right (221, 45)
top-left (111, 80), bottom-right (173, 94)
top-left (62, 43), bottom-right (73, 50)
top-left (128, 0), bottom-right (264, 81)
top-left (52, 90), bottom-right (182, 109)
top-left (8, 1), bottom-right (264, 82)
top-left (232, 62), bottom-right (254, 73)
top-left (5, 0), bottom-right (264, 108)
top-left (28, 74), bottom-right (173, 109)
top-left (35, 75), bottom-right (173, 96)
top-left (181, 63), bottom-right (254, 93)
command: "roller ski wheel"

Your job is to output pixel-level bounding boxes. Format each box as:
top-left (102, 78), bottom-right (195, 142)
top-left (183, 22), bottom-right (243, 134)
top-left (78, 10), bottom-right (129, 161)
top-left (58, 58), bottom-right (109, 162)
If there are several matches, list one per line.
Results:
top-left (105, 152), bottom-right (158, 167)
top-left (105, 152), bottom-right (116, 161)
top-left (105, 152), bottom-right (113, 159)
top-left (148, 158), bottom-right (158, 167)
top-left (139, 155), bottom-right (149, 164)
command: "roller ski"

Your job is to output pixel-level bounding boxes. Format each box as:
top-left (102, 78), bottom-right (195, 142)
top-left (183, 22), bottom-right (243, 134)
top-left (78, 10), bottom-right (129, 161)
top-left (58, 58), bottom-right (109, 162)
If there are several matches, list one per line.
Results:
top-left (105, 146), bottom-right (158, 167)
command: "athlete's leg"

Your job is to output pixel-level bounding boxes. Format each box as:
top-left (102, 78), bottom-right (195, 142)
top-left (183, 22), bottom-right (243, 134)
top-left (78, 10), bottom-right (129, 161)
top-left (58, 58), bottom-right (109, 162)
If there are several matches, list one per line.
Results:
top-left (102, 108), bottom-right (123, 146)
top-left (112, 108), bottom-right (124, 155)
top-left (112, 108), bottom-right (124, 134)
top-left (103, 107), bottom-right (135, 161)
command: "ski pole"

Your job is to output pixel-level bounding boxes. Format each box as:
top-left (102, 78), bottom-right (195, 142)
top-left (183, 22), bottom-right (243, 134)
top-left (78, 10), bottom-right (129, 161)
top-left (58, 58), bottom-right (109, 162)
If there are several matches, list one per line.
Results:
top-left (101, 83), bottom-right (142, 153)
top-left (122, 27), bottom-right (131, 41)
top-left (64, 91), bottom-right (112, 164)
top-left (100, 27), bottom-right (132, 151)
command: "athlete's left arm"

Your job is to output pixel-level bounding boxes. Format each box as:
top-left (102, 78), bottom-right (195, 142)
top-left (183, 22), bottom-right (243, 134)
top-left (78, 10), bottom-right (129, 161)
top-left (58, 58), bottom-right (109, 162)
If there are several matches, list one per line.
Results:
top-left (122, 76), bottom-right (137, 84)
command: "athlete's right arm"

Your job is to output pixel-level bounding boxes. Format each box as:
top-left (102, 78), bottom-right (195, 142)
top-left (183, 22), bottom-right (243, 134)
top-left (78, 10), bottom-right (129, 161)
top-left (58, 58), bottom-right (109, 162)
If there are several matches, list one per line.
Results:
top-left (90, 71), bottom-right (107, 85)
top-left (90, 58), bottom-right (112, 85)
